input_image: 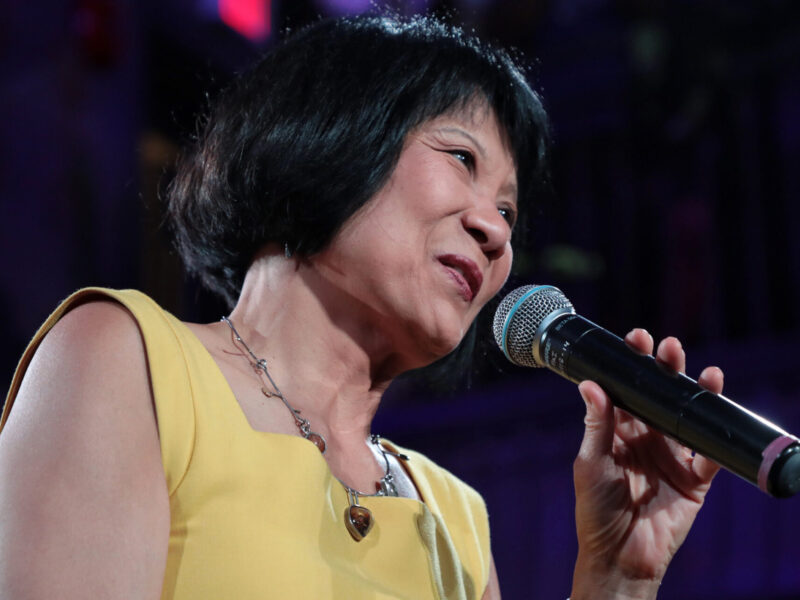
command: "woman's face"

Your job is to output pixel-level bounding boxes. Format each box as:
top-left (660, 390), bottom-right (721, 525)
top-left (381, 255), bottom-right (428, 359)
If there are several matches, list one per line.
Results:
top-left (311, 103), bottom-right (518, 366)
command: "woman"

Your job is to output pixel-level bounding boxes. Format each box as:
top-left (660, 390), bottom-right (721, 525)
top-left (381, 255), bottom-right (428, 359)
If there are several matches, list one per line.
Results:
top-left (0, 15), bottom-right (723, 599)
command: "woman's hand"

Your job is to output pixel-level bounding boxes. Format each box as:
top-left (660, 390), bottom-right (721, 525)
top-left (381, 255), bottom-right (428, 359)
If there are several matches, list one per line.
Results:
top-left (569, 329), bottom-right (723, 600)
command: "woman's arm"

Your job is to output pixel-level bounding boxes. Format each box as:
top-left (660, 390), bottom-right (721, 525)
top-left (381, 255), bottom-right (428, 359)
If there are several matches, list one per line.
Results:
top-left (481, 555), bottom-right (501, 600)
top-left (0, 300), bottom-right (170, 599)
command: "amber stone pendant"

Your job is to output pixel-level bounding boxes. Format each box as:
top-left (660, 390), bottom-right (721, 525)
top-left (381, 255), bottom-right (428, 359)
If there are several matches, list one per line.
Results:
top-left (307, 432), bottom-right (327, 454)
top-left (344, 504), bottom-right (373, 541)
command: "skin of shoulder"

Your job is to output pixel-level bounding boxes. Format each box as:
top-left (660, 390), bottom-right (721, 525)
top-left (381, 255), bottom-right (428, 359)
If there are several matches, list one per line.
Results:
top-left (482, 556), bottom-right (501, 600)
top-left (0, 299), bottom-right (170, 599)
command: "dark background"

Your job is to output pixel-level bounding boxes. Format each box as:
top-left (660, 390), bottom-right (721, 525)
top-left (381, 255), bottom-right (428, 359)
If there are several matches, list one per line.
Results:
top-left (2, 0), bottom-right (800, 597)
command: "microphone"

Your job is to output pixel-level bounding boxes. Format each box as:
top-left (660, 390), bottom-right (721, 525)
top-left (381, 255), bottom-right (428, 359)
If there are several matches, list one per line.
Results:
top-left (493, 284), bottom-right (800, 498)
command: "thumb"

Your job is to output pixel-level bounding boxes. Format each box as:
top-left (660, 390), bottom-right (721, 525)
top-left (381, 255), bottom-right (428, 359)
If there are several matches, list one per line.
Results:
top-left (576, 381), bottom-right (615, 463)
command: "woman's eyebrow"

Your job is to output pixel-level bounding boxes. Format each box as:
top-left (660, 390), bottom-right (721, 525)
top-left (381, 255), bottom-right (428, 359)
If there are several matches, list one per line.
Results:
top-left (436, 127), bottom-right (487, 160)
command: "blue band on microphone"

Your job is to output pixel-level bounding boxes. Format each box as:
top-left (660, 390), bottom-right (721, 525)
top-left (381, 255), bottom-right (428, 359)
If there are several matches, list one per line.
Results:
top-left (501, 285), bottom-right (556, 362)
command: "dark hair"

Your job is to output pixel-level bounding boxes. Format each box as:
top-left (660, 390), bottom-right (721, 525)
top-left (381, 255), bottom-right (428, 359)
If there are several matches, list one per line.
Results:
top-left (167, 14), bottom-right (550, 308)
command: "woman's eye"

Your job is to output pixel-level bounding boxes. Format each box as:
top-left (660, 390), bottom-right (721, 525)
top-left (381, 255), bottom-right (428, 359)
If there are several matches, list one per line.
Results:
top-left (449, 149), bottom-right (475, 171)
top-left (498, 206), bottom-right (517, 227)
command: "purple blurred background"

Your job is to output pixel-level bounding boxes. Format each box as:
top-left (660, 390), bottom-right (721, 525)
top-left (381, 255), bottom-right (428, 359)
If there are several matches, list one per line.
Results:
top-left (2, 0), bottom-right (800, 597)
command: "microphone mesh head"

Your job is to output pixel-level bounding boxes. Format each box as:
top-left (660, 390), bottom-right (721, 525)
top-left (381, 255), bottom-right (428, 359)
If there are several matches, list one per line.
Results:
top-left (492, 285), bottom-right (574, 367)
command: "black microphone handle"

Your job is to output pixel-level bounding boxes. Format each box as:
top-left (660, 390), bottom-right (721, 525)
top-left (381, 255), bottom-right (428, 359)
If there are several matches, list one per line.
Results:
top-left (538, 313), bottom-right (800, 498)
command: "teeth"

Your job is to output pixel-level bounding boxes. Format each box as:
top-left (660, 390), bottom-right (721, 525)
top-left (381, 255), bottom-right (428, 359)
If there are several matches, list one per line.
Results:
top-left (446, 263), bottom-right (467, 283)
top-left (440, 257), bottom-right (474, 295)
top-left (452, 266), bottom-right (472, 293)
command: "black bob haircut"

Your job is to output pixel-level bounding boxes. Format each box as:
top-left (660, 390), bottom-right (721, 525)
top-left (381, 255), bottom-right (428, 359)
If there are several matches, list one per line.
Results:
top-left (167, 14), bottom-right (550, 308)
top-left (167, 14), bottom-right (550, 387)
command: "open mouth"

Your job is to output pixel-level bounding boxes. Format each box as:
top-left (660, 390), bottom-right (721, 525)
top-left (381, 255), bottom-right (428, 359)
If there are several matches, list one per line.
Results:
top-left (437, 254), bottom-right (483, 302)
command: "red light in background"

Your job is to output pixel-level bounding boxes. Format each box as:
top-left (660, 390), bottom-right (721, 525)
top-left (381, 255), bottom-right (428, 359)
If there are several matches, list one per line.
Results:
top-left (218, 0), bottom-right (270, 42)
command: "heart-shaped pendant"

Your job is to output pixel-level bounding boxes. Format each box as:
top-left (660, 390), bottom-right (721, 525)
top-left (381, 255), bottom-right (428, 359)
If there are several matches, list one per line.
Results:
top-left (344, 504), bottom-right (373, 541)
top-left (307, 432), bottom-right (327, 454)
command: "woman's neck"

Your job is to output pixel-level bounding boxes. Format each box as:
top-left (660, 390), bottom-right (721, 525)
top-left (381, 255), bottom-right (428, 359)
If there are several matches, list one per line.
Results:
top-left (222, 248), bottom-right (404, 445)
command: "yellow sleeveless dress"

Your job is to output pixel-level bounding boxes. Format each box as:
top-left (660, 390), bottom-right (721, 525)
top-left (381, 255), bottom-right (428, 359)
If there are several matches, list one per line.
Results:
top-left (2, 288), bottom-right (491, 600)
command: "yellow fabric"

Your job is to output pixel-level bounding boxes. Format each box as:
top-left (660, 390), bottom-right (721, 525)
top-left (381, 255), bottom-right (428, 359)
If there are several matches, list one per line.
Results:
top-left (2, 288), bottom-right (492, 600)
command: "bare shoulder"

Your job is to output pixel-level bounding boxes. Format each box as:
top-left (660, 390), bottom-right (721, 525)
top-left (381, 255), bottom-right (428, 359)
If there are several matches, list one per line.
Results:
top-left (481, 555), bottom-right (501, 600)
top-left (5, 299), bottom-right (154, 439)
top-left (0, 298), bottom-right (169, 599)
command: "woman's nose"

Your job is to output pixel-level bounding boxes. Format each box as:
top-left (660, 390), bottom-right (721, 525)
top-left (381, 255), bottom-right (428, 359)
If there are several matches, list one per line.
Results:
top-left (461, 202), bottom-right (510, 261)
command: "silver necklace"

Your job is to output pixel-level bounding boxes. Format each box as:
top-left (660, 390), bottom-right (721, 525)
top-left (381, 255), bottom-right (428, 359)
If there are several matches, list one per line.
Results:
top-left (221, 316), bottom-right (407, 541)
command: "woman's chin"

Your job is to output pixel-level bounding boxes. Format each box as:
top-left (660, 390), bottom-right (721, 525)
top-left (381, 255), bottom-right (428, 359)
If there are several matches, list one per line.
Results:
top-left (412, 326), bottom-right (467, 366)
top-left (386, 309), bottom-right (471, 372)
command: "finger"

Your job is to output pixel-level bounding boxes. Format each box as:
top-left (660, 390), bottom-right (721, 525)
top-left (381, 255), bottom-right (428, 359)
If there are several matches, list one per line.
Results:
top-left (614, 406), bottom-right (635, 425)
top-left (698, 365), bottom-right (724, 395)
top-left (613, 405), bottom-right (649, 441)
top-left (576, 380), bottom-right (616, 463)
top-left (655, 336), bottom-right (686, 374)
top-left (692, 453), bottom-right (721, 483)
top-left (624, 328), bottom-right (654, 355)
